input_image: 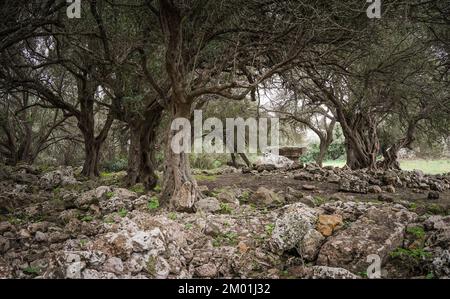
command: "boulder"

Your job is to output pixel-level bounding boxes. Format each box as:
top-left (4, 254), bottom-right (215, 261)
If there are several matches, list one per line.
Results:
top-left (269, 203), bottom-right (319, 254)
top-left (298, 229), bottom-right (325, 261)
top-left (217, 190), bottom-right (239, 206)
top-left (424, 215), bottom-right (450, 248)
top-left (249, 187), bottom-right (283, 206)
top-left (255, 153), bottom-right (294, 169)
top-left (195, 197), bottom-right (221, 213)
top-left (316, 205), bottom-right (417, 273)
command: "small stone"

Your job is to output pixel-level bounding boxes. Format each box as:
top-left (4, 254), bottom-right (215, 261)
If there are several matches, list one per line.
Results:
top-left (428, 191), bottom-right (440, 200)
top-left (419, 183), bottom-right (430, 190)
top-left (0, 222), bottom-right (13, 234)
top-left (299, 195), bottom-right (316, 208)
top-left (385, 185), bottom-right (396, 193)
top-left (66, 261), bottom-right (86, 279)
top-left (34, 231), bottom-right (48, 243)
top-left (195, 263), bottom-right (217, 278)
top-left (317, 214), bottom-right (343, 237)
top-left (238, 241), bottom-right (250, 254)
top-left (19, 229), bottom-right (31, 239)
top-left (197, 185), bottom-right (209, 194)
top-left (302, 184), bottom-right (317, 191)
top-left (327, 174), bottom-right (341, 184)
top-left (378, 194), bottom-right (394, 202)
top-left (28, 222), bottom-right (50, 234)
top-left (368, 185), bottom-right (382, 194)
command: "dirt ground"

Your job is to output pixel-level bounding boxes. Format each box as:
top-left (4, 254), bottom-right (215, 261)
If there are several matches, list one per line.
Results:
top-left (199, 173), bottom-right (450, 212)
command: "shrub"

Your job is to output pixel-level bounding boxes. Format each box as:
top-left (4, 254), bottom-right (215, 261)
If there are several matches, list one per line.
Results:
top-left (101, 157), bottom-right (128, 172)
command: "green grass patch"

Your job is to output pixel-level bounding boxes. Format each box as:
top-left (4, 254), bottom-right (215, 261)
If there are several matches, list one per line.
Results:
top-left (220, 203), bottom-right (233, 214)
top-left (239, 190), bottom-right (251, 203)
top-left (80, 215), bottom-right (94, 222)
top-left (399, 159), bottom-right (450, 175)
top-left (265, 223), bottom-right (275, 235)
top-left (23, 267), bottom-right (41, 276)
top-left (212, 232), bottom-right (238, 247)
top-left (118, 208), bottom-right (128, 218)
top-left (147, 196), bottom-right (160, 211)
top-left (406, 226), bottom-right (426, 239)
top-left (129, 184), bottom-right (146, 195)
top-left (168, 212), bottom-right (177, 220)
top-left (428, 204), bottom-right (447, 215)
top-left (100, 171), bottom-right (115, 179)
top-left (194, 174), bottom-right (217, 182)
top-left (154, 184), bottom-right (162, 192)
top-left (390, 248), bottom-right (432, 260)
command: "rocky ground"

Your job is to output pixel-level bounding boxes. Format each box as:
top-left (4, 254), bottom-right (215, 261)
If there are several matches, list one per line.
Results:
top-left (0, 163), bottom-right (449, 279)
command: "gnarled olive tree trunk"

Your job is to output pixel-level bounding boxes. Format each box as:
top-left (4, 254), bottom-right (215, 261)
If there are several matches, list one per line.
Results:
top-left (161, 100), bottom-right (199, 210)
top-left (339, 113), bottom-right (380, 170)
top-left (77, 79), bottom-right (113, 178)
top-left (379, 121), bottom-right (418, 170)
top-left (126, 109), bottom-right (162, 190)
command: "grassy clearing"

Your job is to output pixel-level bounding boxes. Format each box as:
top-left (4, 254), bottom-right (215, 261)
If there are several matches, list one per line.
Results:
top-left (399, 160), bottom-right (450, 175)
top-left (322, 159), bottom-right (450, 175)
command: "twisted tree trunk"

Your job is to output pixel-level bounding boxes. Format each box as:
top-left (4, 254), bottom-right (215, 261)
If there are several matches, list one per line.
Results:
top-left (161, 100), bottom-right (199, 210)
top-left (380, 121), bottom-right (418, 170)
top-left (77, 79), bottom-right (114, 178)
top-left (126, 109), bottom-right (162, 190)
top-left (340, 113), bottom-right (380, 170)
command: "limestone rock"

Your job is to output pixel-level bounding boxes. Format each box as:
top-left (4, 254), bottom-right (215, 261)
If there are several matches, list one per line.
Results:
top-left (250, 187), bottom-right (283, 206)
top-left (317, 214), bottom-right (343, 237)
top-left (317, 205), bottom-right (417, 273)
top-left (269, 203), bottom-right (319, 253)
top-left (195, 197), bottom-right (221, 213)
